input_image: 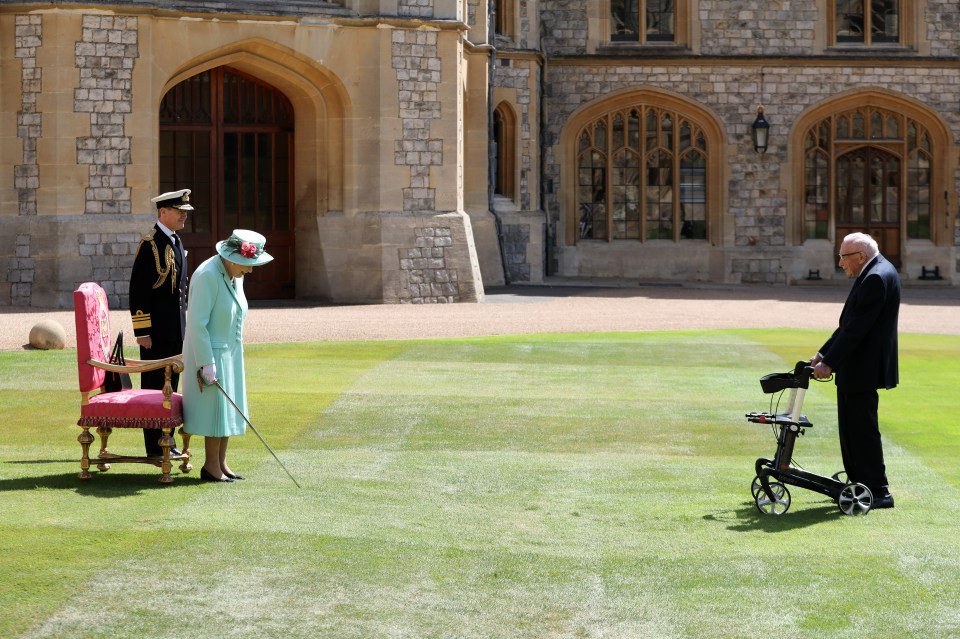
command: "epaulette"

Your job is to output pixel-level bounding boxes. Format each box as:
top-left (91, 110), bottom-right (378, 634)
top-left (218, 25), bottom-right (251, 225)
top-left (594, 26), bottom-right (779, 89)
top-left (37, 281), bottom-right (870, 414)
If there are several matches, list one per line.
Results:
top-left (142, 228), bottom-right (157, 242)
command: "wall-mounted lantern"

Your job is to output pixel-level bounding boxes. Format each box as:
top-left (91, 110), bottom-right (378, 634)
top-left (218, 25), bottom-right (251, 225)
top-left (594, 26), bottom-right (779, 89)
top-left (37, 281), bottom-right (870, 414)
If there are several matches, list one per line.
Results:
top-left (751, 68), bottom-right (769, 154)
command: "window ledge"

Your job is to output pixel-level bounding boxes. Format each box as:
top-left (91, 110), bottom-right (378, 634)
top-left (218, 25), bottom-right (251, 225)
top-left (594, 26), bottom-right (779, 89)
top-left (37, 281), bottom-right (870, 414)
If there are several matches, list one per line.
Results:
top-left (824, 45), bottom-right (916, 55)
top-left (597, 43), bottom-right (689, 56)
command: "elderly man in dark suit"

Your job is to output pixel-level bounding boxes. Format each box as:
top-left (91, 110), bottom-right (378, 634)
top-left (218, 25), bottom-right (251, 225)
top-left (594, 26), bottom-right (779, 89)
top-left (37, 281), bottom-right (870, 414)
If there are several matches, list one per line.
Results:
top-left (129, 189), bottom-right (191, 457)
top-left (811, 232), bottom-right (900, 509)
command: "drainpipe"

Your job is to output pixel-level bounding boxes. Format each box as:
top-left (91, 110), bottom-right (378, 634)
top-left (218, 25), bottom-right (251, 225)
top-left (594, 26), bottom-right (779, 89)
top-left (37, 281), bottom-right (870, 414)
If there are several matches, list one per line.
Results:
top-left (487, 5), bottom-right (511, 285)
top-left (538, 14), bottom-right (552, 278)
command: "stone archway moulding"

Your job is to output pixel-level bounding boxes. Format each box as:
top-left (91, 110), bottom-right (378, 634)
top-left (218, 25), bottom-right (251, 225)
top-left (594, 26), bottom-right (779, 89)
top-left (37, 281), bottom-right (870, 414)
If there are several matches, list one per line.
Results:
top-left (558, 86), bottom-right (728, 247)
top-left (158, 39), bottom-right (351, 215)
top-left (789, 87), bottom-right (957, 246)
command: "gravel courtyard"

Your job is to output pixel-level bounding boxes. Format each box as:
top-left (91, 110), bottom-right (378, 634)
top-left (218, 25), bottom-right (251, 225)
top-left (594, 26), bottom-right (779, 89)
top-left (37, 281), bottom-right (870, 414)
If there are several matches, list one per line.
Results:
top-left (2, 280), bottom-right (957, 351)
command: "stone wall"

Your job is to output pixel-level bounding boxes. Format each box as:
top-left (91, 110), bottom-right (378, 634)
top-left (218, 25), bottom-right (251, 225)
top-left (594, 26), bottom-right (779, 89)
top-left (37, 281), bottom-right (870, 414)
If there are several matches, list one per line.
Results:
top-left (392, 28), bottom-right (442, 213)
top-left (14, 14), bottom-right (41, 219)
top-left (928, 0), bottom-right (960, 57)
top-left (399, 0), bottom-right (434, 19)
top-left (493, 60), bottom-right (534, 212)
top-left (542, 62), bottom-right (960, 282)
top-left (699, 3), bottom-right (817, 55)
top-left (74, 14), bottom-right (138, 215)
top-left (540, 1), bottom-right (588, 55)
top-left (384, 212), bottom-right (485, 303)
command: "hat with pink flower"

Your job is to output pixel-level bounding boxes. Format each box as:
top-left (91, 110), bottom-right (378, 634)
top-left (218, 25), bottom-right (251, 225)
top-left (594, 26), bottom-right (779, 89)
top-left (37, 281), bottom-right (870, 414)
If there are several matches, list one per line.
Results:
top-left (216, 229), bottom-right (273, 266)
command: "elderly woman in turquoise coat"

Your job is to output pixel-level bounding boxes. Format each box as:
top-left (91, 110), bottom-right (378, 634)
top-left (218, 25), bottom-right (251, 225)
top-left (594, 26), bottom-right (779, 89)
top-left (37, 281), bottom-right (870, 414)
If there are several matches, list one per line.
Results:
top-left (183, 229), bottom-right (272, 483)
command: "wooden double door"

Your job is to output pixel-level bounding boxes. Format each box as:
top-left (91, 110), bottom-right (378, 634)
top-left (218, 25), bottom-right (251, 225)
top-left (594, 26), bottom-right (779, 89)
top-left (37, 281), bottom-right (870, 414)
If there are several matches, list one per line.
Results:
top-left (834, 147), bottom-right (901, 268)
top-left (159, 67), bottom-right (295, 299)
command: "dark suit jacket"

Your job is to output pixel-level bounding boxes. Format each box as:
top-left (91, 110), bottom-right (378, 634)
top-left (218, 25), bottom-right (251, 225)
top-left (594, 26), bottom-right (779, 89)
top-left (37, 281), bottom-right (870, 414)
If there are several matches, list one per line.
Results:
top-left (128, 224), bottom-right (187, 343)
top-left (820, 254), bottom-right (900, 392)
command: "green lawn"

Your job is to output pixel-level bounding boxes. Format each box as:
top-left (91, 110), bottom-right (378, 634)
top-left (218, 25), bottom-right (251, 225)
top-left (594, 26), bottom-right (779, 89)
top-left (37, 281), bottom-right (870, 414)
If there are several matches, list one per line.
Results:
top-left (1, 329), bottom-right (958, 638)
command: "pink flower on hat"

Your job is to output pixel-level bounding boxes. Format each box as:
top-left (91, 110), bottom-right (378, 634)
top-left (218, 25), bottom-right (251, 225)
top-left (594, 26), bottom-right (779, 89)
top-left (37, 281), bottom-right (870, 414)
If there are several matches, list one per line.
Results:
top-left (239, 242), bottom-right (258, 258)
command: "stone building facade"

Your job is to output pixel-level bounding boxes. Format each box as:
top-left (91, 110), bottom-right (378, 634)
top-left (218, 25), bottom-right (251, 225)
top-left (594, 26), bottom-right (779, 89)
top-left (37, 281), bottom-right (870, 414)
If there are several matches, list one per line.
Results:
top-left (1, 1), bottom-right (958, 310)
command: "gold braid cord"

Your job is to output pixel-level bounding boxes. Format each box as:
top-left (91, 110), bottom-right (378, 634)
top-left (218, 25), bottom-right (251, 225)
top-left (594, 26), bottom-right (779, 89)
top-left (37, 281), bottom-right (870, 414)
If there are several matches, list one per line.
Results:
top-left (139, 237), bottom-right (178, 292)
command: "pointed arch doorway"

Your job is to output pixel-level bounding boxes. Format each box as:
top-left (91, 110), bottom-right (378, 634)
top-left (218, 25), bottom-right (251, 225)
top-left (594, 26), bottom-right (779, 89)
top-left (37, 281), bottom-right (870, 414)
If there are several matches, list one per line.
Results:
top-left (159, 66), bottom-right (295, 299)
top-left (835, 147), bottom-right (902, 268)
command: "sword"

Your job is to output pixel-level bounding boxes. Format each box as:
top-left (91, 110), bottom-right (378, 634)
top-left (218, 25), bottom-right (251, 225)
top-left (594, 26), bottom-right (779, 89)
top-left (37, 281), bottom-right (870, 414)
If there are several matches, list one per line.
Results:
top-left (197, 369), bottom-right (302, 488)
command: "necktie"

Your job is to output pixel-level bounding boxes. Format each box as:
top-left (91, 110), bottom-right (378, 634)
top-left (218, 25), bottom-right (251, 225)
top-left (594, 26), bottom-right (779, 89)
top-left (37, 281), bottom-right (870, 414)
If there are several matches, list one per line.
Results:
top-left (171, 233), bottom-right (183, 265)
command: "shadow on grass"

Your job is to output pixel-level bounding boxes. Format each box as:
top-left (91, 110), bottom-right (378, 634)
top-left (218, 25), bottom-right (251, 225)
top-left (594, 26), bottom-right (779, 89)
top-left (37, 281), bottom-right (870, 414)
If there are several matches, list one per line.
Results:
top-left (705, 502), bottom-right (842, 532)
top-left (0, 469), bottom-right (198, 495)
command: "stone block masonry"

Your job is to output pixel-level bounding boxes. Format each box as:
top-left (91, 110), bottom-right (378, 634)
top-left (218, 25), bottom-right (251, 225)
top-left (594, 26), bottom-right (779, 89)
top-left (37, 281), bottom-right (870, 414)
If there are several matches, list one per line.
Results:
top-left (78, 232), bottom-right (141, 308)
top-left (398, 0), bottom-right (434, 19)
top-left (8, 235), bottom-right (34, 306)
top-left (399, 226), bottom-right (463, 303)
top-left (502, 223), bottom-right (531, 282)
top-left (15, 14), bottom-right (42, 217)
top-left (74, 15), bottom-right (138, 214)
top-left (391, 28), bottom-right (442, 212)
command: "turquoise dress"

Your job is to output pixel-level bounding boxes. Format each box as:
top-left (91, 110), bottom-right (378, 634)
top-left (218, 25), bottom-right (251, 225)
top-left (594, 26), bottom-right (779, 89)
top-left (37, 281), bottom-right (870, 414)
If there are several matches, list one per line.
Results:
top-left (182, 256), bottom-right (249, 438)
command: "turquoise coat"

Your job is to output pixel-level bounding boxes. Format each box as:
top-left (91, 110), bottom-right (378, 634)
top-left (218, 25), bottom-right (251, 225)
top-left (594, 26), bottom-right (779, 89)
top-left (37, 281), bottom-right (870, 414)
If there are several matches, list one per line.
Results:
top-left (182, 256), bottom-right (249, 438)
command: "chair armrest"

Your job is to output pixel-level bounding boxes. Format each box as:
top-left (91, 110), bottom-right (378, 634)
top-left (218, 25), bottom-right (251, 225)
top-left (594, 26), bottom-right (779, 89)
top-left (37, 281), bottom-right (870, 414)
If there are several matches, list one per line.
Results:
top-left (87, 355), bottom-right (185, 375)
top-left (124, 354), bottom-right (185, 374)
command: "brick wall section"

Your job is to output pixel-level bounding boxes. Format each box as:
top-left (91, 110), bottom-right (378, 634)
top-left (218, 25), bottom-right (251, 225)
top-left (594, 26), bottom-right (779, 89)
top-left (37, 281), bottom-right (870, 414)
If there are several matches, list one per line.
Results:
top-left (74, 15), bottom-right (138, 215)
top-left (392, 28), bottom-right (443, 212)
top-left (399, 227), bottom-right (463, 303)
top-left (78, 232), bottom-right (140, 308)
top-left (14, 14), bottom-right (42, 218)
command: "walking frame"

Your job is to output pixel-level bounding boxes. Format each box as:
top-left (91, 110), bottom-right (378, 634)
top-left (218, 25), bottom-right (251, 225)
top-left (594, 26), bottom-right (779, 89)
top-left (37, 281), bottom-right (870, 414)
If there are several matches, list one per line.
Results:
top-left (745, 361), bottom-right (873, 516)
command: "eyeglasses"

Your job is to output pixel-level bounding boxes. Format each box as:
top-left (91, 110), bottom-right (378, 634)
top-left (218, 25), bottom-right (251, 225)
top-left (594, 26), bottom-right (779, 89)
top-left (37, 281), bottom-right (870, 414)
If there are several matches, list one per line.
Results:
top-left (838, 251), bottom-right (863, 260)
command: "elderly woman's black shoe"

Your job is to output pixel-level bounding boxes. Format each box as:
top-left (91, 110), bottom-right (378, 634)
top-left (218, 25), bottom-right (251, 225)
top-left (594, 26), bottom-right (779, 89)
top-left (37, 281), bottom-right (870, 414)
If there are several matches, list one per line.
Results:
top-left (201, 467), bottom-right (234, 483)
top-left (224, 471), bottom-right (245, 480)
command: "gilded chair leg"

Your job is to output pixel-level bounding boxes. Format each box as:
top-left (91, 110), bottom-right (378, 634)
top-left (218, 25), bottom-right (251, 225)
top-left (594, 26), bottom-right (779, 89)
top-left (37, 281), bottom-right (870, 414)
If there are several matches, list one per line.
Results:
top-left (178, 427), bottom-right (193, 473)
top-left (78, 426), bottom-right (93, 480)
top-left (96, 425), bottom-right (113, 471)
top-left (158, 428), bottom-right (174, 484)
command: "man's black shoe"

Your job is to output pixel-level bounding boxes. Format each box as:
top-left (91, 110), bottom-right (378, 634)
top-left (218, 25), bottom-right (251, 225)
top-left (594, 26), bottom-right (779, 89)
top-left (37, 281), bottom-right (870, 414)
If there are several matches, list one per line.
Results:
top-left (873, 494), bottom-right (895, 509)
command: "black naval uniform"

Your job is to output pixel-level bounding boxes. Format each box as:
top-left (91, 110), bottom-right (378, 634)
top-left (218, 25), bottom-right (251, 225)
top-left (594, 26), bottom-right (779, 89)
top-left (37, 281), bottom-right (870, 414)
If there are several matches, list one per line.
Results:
top-left (129, 225), bottom-right (187, 456)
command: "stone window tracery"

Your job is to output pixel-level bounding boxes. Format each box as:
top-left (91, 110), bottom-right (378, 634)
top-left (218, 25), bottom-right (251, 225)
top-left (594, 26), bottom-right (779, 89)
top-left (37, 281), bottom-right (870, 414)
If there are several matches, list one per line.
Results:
top-left (576, 104), bottom-right (708, 242)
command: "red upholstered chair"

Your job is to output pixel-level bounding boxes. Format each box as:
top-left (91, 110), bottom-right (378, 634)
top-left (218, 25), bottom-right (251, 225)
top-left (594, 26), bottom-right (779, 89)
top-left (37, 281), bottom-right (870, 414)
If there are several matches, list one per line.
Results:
top-left (73, 282), bottom-right (192, 483)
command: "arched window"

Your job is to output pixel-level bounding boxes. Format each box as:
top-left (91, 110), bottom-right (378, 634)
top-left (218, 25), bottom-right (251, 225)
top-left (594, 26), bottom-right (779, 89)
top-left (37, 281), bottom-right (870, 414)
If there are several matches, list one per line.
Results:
top-left (495, 0), bottom-right (516, 39)
top-left (802, 105), bottom-right (932, 268)
top-left (493, 102), bottom-right (517, 201)
top-left (575, 104), bottom-right (708, 241)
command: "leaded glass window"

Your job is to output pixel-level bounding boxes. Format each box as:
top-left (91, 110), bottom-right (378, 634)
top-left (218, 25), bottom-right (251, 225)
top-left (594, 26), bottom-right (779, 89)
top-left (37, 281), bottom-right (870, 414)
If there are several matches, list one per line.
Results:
top-left (835, 0), bottom-right (899, 45)
top-left (612, 0), bottom-right (675, 43)
top-left (576, 104), bottom-right (708, 242)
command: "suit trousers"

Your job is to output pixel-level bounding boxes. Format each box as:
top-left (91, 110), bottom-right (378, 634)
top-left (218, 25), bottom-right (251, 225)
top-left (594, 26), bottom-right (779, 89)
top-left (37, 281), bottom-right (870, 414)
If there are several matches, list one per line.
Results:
top-left (140, 338), bottom-right (182, 456)
top-left (836, 389), bottom-right (889, 495)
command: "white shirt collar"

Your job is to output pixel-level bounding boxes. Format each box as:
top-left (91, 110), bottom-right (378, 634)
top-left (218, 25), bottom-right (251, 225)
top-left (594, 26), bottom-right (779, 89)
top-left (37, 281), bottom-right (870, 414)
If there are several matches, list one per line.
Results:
top-left (156, 222), bottom-right (177, 240)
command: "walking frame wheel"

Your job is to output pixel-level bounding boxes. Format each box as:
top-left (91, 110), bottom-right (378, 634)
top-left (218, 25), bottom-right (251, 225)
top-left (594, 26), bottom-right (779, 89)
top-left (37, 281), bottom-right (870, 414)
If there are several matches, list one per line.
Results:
top-left (837, 482), bottom-right (872, 516)
top-left (755, 481), bottom-right (791, 515)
